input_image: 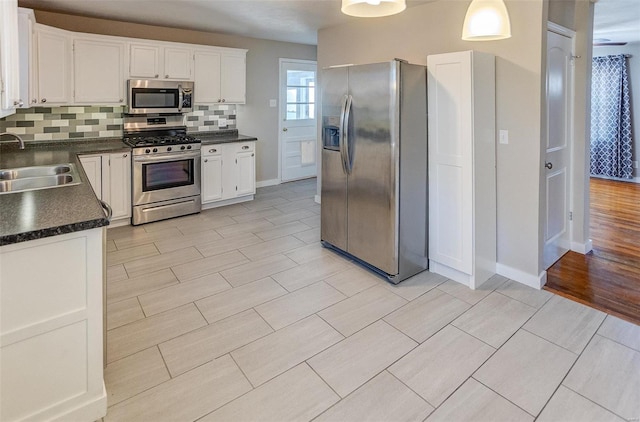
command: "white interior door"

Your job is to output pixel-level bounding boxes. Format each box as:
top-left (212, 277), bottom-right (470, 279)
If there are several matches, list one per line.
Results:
top-left (279, 59), bottom-right (317, 182)
top-left (544, 28), bottom-right (574, 269)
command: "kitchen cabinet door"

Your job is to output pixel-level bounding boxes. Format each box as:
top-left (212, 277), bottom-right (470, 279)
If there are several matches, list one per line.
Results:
top-left (129, 43), bottom-right (160, 79)
top-left (35, 25), bottom-right (72, 105)
top-left (17, 8), bottom-right (36, 109)
top-left (74, 38), bottom-right (125, 104)
top-left (201, 154), bottom-right (223, 203)
top-left (194, 51), bottom-right (221, 104)
top-left (0, 0), bottom-right (21, 118)
top-left (79, 155), bottom-right (102, 199)
top-left (105, 152), bottom-right (131, 220)
top-left (164, 47), bottom-right (192, 80)
top-left (221, 53), bottom-right (246, 104)
top-left (235, 150), bottom-right (255, 196)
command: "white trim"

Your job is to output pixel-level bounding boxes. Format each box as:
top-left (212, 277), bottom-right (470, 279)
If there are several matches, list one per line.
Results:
top-left (107, 218), bottom-right (130, 228)
top-left (571, 239), bottom-right (593, 254)
top-left (547, 21), bottom-right (576, 38)
top-left (201, 195), bottom-right (253, 210)
top-left (496, 263), bottom-right (547, 289)
top-left (314, 194), bottom-right (321, 204)
top-left (256, 179), bottom-right (280, 188)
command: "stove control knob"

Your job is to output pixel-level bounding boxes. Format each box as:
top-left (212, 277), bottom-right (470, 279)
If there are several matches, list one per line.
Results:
top-left (145, 149), bottom-right (151, 154)
top-left (167, 147), bottom-right (172, 152)
top-left (153, 148), bottom-right (158, 153)
top-left (187, 145), bottom-right (192, 149)
top-left (180, 145), bottom-right (186, 150)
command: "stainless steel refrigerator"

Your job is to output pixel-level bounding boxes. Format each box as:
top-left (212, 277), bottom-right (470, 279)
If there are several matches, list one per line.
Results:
top-left (320, 59), bottom-right (428, 284)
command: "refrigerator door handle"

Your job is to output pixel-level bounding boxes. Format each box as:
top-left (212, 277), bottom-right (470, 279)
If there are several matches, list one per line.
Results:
top-left (343, 95), bottom-right (353, 174)
top-left (339, 94), bottom-right (349, 174)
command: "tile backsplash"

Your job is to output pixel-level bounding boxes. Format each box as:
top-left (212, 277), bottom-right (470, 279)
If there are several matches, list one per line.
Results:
top-left (0, 105), bottom-right (236, 142)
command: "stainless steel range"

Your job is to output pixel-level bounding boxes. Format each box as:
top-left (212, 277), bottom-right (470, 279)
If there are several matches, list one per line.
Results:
top-left (124, 115), bottom-right (201, 225)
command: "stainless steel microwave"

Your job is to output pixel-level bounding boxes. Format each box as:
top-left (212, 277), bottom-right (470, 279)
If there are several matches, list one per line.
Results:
top-left (126, 79), bottom-right (194, 114)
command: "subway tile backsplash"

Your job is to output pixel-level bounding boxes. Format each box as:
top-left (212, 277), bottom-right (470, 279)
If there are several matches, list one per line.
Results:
top-left (0, 105), bottom-right (236, 142)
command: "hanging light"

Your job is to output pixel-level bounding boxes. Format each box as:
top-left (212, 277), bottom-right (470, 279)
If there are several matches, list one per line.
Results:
top-left (462, 0), bottom-right (511, 41)
top-left (341, 0), bottom-right (406, 18)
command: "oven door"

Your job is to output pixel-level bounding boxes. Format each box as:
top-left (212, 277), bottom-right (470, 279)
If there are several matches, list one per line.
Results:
top-left (132, 150), bottom-right (201, 206)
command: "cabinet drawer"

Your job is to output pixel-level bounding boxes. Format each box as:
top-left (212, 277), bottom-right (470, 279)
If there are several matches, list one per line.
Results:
top-left (234, 142), bottom-right (255, 153)
top-left (203, 145), bottom-right (223, 156)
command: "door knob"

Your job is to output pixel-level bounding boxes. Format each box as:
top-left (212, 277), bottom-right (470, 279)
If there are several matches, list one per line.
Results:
top-left (283, 128), bottom-right (288, 132)
top-left (545, 162), bottom-right (553, 169)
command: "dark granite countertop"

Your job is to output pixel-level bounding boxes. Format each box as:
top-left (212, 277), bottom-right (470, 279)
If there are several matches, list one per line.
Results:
top-left (193, 130), bottom-right (258, 145)
top-left (0, 139), bottom-right (131, 246)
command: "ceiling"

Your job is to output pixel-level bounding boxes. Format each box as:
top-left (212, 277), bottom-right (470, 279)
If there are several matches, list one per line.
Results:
top-left (17, 0), bottom-right (640, 46)
top-left (593, 0), bottom-right (640, 45)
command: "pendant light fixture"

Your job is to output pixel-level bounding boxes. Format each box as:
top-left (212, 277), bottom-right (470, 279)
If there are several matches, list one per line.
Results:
top-left (341, 0), bottom-right (406, 18)
top-left (462, 0), bottom-right (511, 41)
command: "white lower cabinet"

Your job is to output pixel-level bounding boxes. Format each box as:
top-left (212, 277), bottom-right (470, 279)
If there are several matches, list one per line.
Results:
top-left (80, 152), bottom-right (131, 224)
top-left (201, 141), bottom-right (256, 207)
top-left (0, 228), bottom-right (107, 422)
top-left (427, 50), bottom-right (496, 289)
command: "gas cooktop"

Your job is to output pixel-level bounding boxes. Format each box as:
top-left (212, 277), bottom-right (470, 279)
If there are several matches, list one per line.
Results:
top-left (123, 134), bottom-right (201, 148)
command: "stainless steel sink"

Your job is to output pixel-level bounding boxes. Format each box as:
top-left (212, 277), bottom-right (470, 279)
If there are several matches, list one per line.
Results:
top-left (0, 163), bottom-right (81, 194)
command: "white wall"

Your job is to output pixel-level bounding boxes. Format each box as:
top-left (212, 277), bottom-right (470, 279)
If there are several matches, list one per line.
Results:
top-left (317, 0), bottom-right (547, 284)
top-left (32, 10), bottom-right (318, 183)
top-left (593, 42), bottom-right (640, 180)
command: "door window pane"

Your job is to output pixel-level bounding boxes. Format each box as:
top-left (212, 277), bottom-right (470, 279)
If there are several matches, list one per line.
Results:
top-left (286, 69), bottom-right (315, 120)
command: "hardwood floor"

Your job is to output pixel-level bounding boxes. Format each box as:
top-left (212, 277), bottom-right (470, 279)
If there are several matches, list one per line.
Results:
top-left (545, 177), bottom-right (640, 325)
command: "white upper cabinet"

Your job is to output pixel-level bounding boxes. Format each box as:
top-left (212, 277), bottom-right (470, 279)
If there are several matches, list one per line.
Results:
top-left (194, 50), bottom-right (221, 104)
top-left (0, 0), bottom-right (21, 118)
top-left (221, 53), bottom-right (246, 104)
top-left (17, 8), bottom-right (36, 109)
top-left (35, 24), bottom-right (72, 105)
top-left (129, 43), bottom-right (192, 80)
top-left (194, 49), bottom-right (246, 104)
top-left (74, 37), bottom-right (125, 104)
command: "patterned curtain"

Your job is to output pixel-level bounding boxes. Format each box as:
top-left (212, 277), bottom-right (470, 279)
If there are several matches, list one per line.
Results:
top-left (590, 55), bottom-right (633, 179)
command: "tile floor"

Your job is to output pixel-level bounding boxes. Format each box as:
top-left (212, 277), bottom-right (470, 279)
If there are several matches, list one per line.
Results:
top-left (103, 178), bottom-right (640, 422)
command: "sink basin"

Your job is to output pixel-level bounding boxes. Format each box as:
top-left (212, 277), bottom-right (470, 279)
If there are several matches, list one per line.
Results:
top-left (0, 164), bottom-right (73, 180)
top-left (0, 163), bottom-right (81, 194)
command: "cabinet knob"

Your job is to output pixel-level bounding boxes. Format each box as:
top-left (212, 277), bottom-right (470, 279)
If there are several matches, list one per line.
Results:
top-left (41, 98), bottom-right (47, 103)
top-left (222, 99), bottom-right (226, 103)
top-left (251, 153), bottom-right (254, 157)
top-left (204, 159), bottom-right (208, 163)
top-left (119, 98), bottom-right (124, 103)
top-left (123, 153), bottom-right (128, 158)
top-left (242, 145), bottom-right (249, 150)
top-left (218, 99), bottom-right (221, 103)
top-left (165, 75), bottom-right (169, 78)
top-left (32, 99), bottom-right (37, 104)
top-left (283, 127), bottom-right (288, 132)
top-left (155, 74), bottom-right (159, 78)
top-left (14, 100), bottom-right (23, 107)
top-left (209, 149), bottom-right (217, 153)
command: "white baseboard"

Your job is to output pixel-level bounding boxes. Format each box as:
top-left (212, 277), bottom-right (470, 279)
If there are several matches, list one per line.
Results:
top-left (107, 218), bottom-right (131, 228)
top-left (496, 263), bottom-right (547, 289)
top-left (256, 179), bottom-right (280, 188)
top-left (202, 195), bottom-right (254, 210)
top-left (314, 194), bottom-right (321, 204)
top-left (571, 239), bottom-right (593, 254)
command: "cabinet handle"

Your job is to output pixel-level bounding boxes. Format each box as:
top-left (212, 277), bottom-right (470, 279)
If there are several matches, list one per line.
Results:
top-left (123, 153), bottom-right (128, 158)
top-left (155, 74), bottom-right (159, 78)
top-left (41, 98), bottom-right (47, 103)
top-left (209, 149), bottom-right (217, 153)
top-left (242, 145), bottom-right (249, 150)
top-left (204, 159), bottom-right (208, 163)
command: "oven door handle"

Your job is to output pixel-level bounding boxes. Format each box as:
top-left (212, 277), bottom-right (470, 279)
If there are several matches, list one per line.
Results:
top-left (133, 151), bottom-right (201, 162)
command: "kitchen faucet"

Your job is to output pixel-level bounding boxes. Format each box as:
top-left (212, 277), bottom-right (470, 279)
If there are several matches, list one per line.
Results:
top-left (0, 132), bottom-right (25, 149)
